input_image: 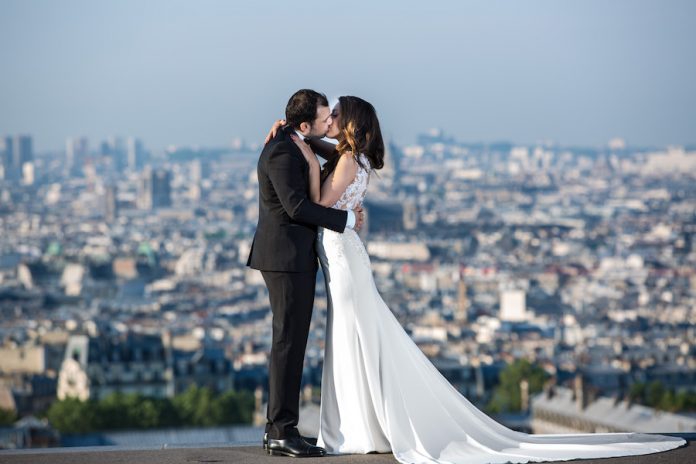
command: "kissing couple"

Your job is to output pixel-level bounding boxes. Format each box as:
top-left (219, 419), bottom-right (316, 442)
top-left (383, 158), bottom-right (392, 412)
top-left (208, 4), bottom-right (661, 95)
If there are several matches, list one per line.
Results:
top-left (246, 89), bottom-right (685, 463)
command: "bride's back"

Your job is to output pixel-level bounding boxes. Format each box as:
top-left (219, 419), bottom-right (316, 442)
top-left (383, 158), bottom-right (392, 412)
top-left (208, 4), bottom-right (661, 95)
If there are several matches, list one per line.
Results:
top-left (326, 153), bottom-right (371, 211)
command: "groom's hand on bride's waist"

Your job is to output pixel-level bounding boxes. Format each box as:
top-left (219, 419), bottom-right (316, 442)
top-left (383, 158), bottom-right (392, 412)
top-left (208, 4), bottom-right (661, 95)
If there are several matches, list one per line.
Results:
top-left (353, 206), bottom-right (364, 231)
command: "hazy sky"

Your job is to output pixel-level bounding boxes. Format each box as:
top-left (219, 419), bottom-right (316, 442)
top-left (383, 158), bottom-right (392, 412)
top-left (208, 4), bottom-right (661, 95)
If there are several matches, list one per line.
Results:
top-left (1, 0), bottom-right (695, 152)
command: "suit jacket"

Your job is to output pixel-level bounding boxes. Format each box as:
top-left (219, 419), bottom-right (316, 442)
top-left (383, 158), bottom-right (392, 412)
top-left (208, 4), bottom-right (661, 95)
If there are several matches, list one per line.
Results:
top-left (246, 125), bottom-right (348, 272)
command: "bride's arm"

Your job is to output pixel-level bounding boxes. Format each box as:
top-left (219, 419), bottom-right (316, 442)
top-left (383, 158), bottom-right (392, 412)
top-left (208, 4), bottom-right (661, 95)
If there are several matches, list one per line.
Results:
top-left (291, 136), bottom-right (357, 207)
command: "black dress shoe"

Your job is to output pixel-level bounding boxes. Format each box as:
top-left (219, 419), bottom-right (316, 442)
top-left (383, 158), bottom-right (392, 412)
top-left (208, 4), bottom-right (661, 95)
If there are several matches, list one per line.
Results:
top-left (264, 432), bottom-right (316, 450)
top-left (267, 436), bottom-right (326, 457)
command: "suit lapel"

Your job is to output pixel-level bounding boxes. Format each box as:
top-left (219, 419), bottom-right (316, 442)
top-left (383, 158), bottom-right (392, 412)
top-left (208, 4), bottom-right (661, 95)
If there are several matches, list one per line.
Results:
top-left (281, 125), bottom-right (310, 170)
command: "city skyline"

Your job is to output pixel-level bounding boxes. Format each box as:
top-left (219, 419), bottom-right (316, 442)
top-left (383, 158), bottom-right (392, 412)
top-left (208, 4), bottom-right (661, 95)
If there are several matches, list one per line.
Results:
top-left (1, 0), bottom-right (695, 152)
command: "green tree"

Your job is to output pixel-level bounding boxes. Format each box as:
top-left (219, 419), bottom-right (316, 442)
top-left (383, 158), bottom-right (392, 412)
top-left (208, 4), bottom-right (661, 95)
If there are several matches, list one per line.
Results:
top-left (173, 385), bottom-right (217, 427)
top-left (45, 386), bottom-right (256, 433)
top-left (486, 359), bottom-right (549, 414)
top-left (124, 393), bottom-right (160, 428)
top-left (625, 381), bottom-right (696, 413)
top-left (46, 397), bottom-right (98, 434)
top-left (153, 396), bottom-right (181, 427)
top-left (628, 381), bottom-right (645, 402)
top-left (95, 392), bottom-right (167, 429)
top-left (95, 392), bottom-right (132, 429)
top-left (646, 380), bottom-right (665, 407)
top-left (659, 390), bottom-right (677, 412)
top-left (0, 407), bottom-right (17, 426)
top-left (212, 389), bottom-right (255, 424)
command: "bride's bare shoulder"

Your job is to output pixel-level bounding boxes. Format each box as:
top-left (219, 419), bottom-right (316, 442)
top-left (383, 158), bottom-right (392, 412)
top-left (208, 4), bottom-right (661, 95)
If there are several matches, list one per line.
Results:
top-left (336, 151), bottom-right (359, 168)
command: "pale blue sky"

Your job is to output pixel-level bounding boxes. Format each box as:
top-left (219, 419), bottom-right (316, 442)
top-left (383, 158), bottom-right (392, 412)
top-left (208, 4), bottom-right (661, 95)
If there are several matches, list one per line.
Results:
top-left (1, 0), bottom-right (694, 151)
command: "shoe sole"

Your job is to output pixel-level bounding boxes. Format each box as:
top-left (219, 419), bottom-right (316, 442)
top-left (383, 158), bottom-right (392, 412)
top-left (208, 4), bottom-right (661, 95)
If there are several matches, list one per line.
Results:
top-left (267, 449), bottom-right (325, 458)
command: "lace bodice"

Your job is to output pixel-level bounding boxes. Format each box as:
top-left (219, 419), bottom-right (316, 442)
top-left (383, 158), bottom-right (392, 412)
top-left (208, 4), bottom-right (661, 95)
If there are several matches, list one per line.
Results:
top-left (330, 153), bottom-right (371, 211)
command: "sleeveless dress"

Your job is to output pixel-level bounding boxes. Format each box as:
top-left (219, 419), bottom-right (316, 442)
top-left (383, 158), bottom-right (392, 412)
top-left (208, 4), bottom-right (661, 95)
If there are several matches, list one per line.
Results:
top-left (314, 153), bottom-right (685, 464)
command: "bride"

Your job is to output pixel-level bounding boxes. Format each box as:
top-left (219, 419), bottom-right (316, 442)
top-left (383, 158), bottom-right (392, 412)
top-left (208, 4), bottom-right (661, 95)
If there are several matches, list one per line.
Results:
top-left (265, 97), bottom-right (686, 463)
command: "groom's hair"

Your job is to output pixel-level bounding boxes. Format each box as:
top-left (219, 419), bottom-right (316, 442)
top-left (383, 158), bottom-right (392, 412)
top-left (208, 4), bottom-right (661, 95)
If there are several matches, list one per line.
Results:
top-left (285, 89), bottom-right (329, 130)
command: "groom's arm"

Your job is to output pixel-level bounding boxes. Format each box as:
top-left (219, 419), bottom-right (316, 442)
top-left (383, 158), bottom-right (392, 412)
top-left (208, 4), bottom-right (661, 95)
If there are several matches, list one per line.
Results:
top-left (267, 142), bottom-right (349, 233)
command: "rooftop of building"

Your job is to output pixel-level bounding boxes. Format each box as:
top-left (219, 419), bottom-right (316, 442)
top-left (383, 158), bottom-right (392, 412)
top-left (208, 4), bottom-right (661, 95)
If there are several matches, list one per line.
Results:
top-left (0, 434), bottom-right (693, 464)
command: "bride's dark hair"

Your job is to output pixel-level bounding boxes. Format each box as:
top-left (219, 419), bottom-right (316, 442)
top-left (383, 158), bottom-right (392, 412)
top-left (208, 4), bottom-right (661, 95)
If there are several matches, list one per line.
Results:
top-left (321, 96), bottom-right (385, 183)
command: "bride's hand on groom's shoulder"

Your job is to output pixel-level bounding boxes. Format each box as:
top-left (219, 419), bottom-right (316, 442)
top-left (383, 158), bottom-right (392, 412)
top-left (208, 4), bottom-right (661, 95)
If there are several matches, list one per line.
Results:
top-left (264, 119), bottom-right (286, 144)
top-left (290, 134), bottom-right (319, 167)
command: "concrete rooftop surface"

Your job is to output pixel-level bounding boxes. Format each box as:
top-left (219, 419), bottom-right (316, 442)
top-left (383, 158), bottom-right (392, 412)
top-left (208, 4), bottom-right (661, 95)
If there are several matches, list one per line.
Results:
top-left (0, 434), bottom-right (692, 464)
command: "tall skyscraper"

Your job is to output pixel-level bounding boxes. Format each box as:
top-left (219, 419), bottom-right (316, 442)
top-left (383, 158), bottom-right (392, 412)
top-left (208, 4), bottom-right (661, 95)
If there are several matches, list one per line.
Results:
top-left (66, 137), bottom-right (88, 178)
top-left (152, 168), bottom-right (171, 208)
top-left (381, 140), bottom-right (402, 191)
top-left (1, 135), bottom-right (33, 182)
top-left (0, 137), bottom-right (11, 180)
top-left (138, 166), bottom-right (171, 210)
top-left (13, 135), bottom-right (33, 168)
top-left (138, 166), bottom-right (153, 210)
top-left (16, 135), bottom-right (33, 185)
top-left (126, 137), bottom-right (145, 172)
top-left (104, 183), bottom-right (118, 222)
top-left (104, 136), bottom-right (126, 172)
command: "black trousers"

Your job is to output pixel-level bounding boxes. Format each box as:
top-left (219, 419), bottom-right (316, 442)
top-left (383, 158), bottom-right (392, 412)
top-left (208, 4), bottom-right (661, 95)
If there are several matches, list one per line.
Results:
top-left (261, 269), bottom-right (317, 439)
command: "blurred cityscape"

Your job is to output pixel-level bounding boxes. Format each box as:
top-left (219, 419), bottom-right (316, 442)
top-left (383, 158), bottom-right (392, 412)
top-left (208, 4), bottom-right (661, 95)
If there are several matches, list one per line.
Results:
top-left (0, 130), bottom-right (695, 448)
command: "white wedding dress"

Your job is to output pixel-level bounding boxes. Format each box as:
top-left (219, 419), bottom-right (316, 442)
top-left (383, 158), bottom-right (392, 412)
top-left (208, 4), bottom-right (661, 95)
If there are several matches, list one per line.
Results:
top-left (314, 153), bottom-right (685, 464)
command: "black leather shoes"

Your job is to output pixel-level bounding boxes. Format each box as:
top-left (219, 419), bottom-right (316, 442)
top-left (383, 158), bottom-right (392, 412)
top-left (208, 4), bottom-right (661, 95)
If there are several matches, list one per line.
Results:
top-left (267, 436), bottom-right (326, 457)
top-left (264, 432), bottom-right (318, 451)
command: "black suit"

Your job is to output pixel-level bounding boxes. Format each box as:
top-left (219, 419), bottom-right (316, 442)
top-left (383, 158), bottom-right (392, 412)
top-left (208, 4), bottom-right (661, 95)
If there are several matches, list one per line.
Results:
top-left (247, 125), bottom-right (347, 439)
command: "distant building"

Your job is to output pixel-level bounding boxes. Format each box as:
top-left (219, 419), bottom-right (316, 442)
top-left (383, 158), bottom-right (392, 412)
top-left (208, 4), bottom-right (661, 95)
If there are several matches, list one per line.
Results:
top-left (0, 136), bottom-right (10, 180)
top-left (152, 168), bottom-right (172, 208)
top-left (500, 289), bottom-right (530, 322)
top-left (103, 183), bottom-right (118, 222)
top-left (455, 280), bottom-right (469, 323)
top-left (416, 128), bottom-right (455, 146)
top-left (57, 333), bottom-right (172, 401)
top-left (0, 373), bottom-right (57, 417)
top-left (403, 200), bottom-right (418, 230)
top-left (367, 241), bottom-right (430, 262)
top-left (364, 200), bottom-right (404, 233)
top-left (0, 344), bottom-right (47, 374)
top-left (642, 147), bottom-right (696, 175)
top-left (126, 136), bottom-right (145, 171)
top-left (57, 332), bottom-right (236, 401)
top-left (171, 346), bottom-right (234, 394)
top-left (21, 161), bottom-right (34, 185)
top-left (65, 137), bottom-right (88, 177)
top-left (59, 263), bottom-right (86, 296)
top-left (380, 140), bottom-right (402, 190)
top-left (138, 166), bottom-right (172, 210)
top-left (608, 137), bottom-right (626, 151)
top-left (13, 135), bottom-right (33, 175)
top-left (103, 136), bottom-right (126, 172)
top-left (0, 416), bottom-right (60, 449)
top-left (1, 135), bottom-right (32, 183)
top-left (532, 377), bottom-right (696, 434)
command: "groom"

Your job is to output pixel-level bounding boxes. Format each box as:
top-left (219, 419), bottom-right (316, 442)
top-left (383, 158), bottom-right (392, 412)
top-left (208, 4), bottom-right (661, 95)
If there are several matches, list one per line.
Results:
top-left (247, 89), bottom-right (364, 457)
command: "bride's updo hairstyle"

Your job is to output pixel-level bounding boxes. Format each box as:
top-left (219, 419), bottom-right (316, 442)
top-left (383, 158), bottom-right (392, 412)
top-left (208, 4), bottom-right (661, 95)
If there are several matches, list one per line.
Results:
top-left (322, 96), bottom-right (385, 182)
